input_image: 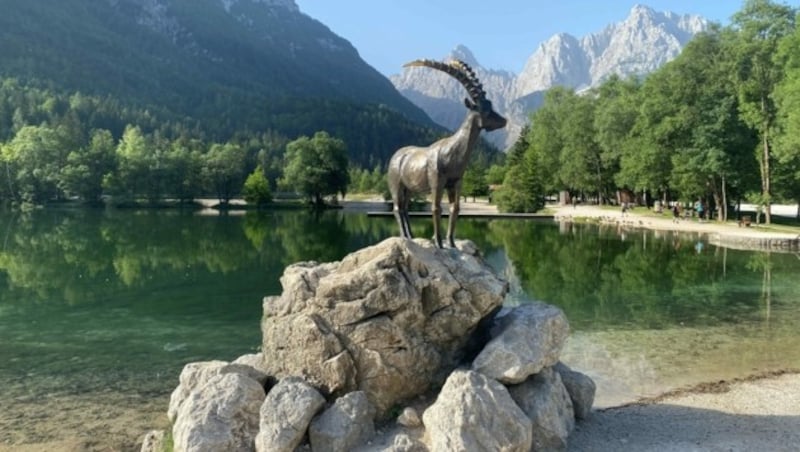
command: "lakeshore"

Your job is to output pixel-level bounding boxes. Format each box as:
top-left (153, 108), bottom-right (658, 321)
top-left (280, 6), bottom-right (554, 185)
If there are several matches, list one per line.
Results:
top-left (1, 203), bottom-right (798, 451)
top-left (415, 198), bottom-right (800, 251)
top-left (551, 203), bottom-right (800, 251)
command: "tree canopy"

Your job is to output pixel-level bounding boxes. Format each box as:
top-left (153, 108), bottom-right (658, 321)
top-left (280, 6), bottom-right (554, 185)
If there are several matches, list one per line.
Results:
top-left (281, 131), bottom-right (350, 206)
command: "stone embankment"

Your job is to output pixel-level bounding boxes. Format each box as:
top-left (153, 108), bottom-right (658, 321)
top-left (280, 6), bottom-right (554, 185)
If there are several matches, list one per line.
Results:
top-left (142, 237), bottom-right (596, 451)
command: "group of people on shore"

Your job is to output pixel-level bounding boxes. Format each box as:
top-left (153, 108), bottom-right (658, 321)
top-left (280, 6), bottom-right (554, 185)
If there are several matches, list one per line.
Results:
top-left (670, 199), bottom-right (706, 223)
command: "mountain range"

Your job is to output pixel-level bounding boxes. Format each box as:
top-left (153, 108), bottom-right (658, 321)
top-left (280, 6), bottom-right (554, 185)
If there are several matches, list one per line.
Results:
top-left (1, 1), bottom-right (709, 163)
top-left (391, 5), bottom-right (709, 149)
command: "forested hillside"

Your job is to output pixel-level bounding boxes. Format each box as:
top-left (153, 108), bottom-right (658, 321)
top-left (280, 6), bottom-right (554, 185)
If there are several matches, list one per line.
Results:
top-left (0, 0), bottom-right (476, 206)
top-left (0, 0), bottom-right (435, 133)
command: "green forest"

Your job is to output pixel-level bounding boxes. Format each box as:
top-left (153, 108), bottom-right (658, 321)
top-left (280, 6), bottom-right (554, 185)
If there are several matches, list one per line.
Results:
top-left (0, 76), bottom-right (503, 207)
top-left (494, 0), bottom-right (800, 224)
top-left (0, 77), bottom-right (450, 206)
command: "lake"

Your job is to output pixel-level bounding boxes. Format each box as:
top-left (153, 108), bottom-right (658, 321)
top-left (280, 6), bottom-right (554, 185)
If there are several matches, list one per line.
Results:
top-left (1, 207), bottom-right (799, 448)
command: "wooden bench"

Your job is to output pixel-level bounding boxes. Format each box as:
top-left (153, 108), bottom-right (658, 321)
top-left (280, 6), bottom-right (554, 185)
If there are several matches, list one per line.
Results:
top-left (739, 215), bottom-right (752, 227)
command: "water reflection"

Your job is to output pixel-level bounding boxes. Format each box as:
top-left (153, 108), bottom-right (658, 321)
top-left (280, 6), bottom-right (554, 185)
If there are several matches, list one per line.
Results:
top-left (486, 220), bottom-right (800, 406)
top-left (0, 209), bottom-right (798, 413)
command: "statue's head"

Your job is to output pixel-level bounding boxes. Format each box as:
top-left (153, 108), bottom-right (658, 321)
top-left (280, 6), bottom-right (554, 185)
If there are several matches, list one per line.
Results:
top-left (465, 97), bottom-right (507, 131)
top-left (404, 59), bottom-right (507, 132)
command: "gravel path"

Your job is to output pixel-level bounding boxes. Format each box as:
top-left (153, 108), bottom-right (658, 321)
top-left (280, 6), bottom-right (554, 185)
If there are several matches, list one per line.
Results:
top-left (568, 372), bottom-right (800, 451)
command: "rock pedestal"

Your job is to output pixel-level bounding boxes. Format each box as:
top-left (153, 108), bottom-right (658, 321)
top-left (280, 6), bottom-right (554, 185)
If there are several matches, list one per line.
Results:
top-left (153, 238), bottom-right (596, 452)
top-left (261, 237), bottom-right (508, 414)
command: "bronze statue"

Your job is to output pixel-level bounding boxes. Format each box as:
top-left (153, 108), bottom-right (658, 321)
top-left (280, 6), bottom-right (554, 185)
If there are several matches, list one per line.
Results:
top-left (388, 59), bottom-right (507, 248)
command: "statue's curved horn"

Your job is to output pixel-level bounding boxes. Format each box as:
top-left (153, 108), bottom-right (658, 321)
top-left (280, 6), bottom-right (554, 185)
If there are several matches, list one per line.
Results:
top-left (404, 59), bottom-right (486, 102)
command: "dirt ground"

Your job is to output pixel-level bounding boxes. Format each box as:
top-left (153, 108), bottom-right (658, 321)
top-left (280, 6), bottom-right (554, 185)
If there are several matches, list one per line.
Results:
top-left (0, 390), bottom-right (168, 452)
top-left (567, 371), bottom-right (800, 451)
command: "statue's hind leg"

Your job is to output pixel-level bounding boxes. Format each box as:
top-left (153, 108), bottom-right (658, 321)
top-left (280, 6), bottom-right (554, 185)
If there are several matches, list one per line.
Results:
top-left (392, 201), bottom-right (406, 238)
top-left (401, 191), bottom-right (413, 238)
top-left (393, 188), bottom-right (413, 239)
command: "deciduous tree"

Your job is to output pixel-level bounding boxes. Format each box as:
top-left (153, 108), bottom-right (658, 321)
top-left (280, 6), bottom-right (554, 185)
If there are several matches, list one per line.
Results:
top-left (729, 0), bottom-right (796, 223)
top-left (281, 131), bottom-right (349, 206)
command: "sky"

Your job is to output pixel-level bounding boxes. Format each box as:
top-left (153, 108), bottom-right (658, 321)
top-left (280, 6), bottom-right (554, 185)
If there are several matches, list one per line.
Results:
top-left (294, 0), bottom-right (748, 76)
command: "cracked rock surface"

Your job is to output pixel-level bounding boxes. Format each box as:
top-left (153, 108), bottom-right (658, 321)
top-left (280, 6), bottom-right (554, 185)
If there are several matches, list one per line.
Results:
top-left (261, 237), bottom-right (508, 415)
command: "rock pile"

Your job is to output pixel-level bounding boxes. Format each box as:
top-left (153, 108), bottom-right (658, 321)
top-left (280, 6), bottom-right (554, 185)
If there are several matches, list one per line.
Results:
top-left (144, 237), bottom-right (595, 452)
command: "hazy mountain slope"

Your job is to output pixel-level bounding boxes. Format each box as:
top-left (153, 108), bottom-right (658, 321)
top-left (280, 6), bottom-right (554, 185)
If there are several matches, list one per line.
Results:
top-left (0, 0), bottom-right (442, 164)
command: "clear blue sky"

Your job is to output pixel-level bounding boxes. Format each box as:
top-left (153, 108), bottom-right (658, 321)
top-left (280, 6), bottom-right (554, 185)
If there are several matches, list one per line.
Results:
top-left (295, 1), bottom-right (748, 76)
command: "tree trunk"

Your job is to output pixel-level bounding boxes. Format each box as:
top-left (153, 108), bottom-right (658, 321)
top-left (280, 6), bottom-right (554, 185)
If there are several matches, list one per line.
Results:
top-left (596, 161), bottom-right (603, 206)
top-left (761, 98), bottom-right (772, 225)
top-left (721, 174), bottom-right (728, 222)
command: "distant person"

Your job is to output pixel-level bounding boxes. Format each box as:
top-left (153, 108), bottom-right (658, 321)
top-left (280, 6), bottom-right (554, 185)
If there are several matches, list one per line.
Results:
top-left (672, 204), bottom-right (680, 223)
top-left (621, 201), bottom-right (628, 217)
top-left (695, 199), bottom-right (705, 221)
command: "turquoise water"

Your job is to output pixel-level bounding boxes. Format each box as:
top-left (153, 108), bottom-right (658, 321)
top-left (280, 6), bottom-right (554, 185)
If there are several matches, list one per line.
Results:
top-left (1, 208), bottom-right (799, 445)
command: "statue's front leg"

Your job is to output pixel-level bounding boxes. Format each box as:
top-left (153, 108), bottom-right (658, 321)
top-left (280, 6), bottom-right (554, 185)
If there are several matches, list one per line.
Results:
top-left (447, 187), bottom-right (460, 248)
top-left (431, 188), bottom-right (444, 248)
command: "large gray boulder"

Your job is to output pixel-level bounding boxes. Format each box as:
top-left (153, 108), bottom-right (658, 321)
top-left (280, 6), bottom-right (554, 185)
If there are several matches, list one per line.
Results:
top-left (255, 377), bottom-right (326, 452)
top-left (234, 353), bottom-right (270, 375)
top-left (508, 367), bottom-right (575, 452)
top-left (172, 372), bottom-right (265, 452)
top-left (422, 370), bottom-right (532, 452)
top-left (472, 303), bottom-right (569, 384)
top-left (309, 391), bottom-right (375, 452)
top-left (168, 360), bottom-right (268, 422)
top-left (261, 237), bottom-right (508, 414)
top-left (554, 362), bottom-right (596, 420)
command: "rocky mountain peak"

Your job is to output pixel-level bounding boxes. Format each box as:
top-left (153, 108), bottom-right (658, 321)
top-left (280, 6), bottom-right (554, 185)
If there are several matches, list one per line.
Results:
top-left (629, 4), bottom-right (656, 21)
top-left (448, 44), bottom-right (481, 68)
top-left (391, 5), bottom-right (708, 150)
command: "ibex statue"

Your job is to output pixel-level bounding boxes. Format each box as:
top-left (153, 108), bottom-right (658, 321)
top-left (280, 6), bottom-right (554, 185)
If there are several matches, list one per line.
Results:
top-left (388, 59), bottom-right (507, 248)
